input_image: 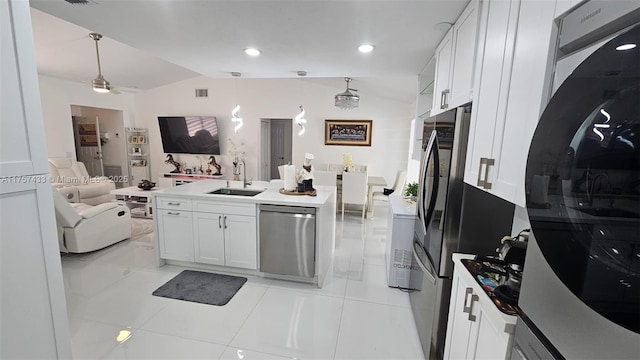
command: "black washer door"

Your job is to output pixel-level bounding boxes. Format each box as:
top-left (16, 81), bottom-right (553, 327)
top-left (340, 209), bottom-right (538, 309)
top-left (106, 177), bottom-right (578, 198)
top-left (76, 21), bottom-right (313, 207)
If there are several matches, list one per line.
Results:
top-left (526, 25), bottom-right (640, 333)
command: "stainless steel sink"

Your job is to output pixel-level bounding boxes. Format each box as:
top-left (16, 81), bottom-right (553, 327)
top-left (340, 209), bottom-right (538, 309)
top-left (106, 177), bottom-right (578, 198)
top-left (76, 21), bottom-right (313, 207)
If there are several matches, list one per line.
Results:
top-left (570, 206), bottom-right (640, 218)
top-left (208, 188), bottom-right (264, 197)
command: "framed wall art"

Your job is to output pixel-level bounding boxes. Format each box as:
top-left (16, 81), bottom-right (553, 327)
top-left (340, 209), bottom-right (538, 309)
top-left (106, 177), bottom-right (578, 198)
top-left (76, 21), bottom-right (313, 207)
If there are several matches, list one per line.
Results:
top-left (324, 120), bottom-right (373, 146)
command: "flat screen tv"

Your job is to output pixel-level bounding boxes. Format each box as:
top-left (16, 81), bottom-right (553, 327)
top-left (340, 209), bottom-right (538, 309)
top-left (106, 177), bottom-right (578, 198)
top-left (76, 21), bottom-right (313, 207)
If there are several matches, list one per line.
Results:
top-left (158, 116), bottom-right (220, 155)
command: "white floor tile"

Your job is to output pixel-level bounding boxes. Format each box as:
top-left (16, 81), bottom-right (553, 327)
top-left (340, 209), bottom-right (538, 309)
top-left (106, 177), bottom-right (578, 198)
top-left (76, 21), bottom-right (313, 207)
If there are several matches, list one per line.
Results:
top-left (334, 299), bottom-right (424, 360)
top-left (220, 346), bottom-right (294, 360)
top-left (103, 329), bottom-right (227, 359)
top-left (230, 288), bottom-right (344, 359)
top-left (74, 270), bottom-right (175, 328)
top-left (345, 263), bottom-right (411, 308)
top-left (140, 284), bottom-right (267, 345)
top-left (68, 318), bottom-right (125, 360)
top-left (61, 211), bottom-right (425, 360)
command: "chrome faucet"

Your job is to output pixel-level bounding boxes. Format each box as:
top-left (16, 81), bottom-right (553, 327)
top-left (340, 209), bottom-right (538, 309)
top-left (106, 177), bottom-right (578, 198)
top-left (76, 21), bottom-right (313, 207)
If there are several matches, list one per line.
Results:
top-left (239, 160), bottom-right (252, 188)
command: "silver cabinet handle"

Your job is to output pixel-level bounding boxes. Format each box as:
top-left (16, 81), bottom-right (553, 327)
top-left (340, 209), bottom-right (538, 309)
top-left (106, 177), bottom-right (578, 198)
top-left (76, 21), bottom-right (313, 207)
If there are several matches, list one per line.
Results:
top-left (440, 89), bottom-right (450, 109)
top-left (218, 215), bottom-right (222, 229)
top-left (223, 215), bottom-right (227, 229)
top-left (463, 287), bottom-right (473, 314)
top-left (443, 89), bottom-right (450, 109)
top-left (476, 158), bottom-right (487, 187)
top-left (167, 202), bottom-right (181, 206)
top-left (167, 211), bottom-right (180, 215)
top-left (484, 158), bottom-right (495, 190)
top-left (467, 293), bottom-right (479, 322)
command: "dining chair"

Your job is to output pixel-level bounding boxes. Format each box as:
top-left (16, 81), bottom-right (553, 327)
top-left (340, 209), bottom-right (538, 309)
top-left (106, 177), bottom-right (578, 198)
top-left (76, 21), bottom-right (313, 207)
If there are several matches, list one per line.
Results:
top-left (341, 171), bottom-right (368, 223)
top-left (350, 164), bottom-right (368, 173)
top-left (372, 170), bottom-right (407, 215)
top-left (327, 163), bottom-right (343, 173)
top-left (313, 170), bottom-right (337, 187)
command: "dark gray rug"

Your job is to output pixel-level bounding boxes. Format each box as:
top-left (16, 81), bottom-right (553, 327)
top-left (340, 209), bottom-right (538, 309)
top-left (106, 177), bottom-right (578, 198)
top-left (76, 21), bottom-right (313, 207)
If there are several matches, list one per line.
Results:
top-left (152, 270), bottom-right (247, 306)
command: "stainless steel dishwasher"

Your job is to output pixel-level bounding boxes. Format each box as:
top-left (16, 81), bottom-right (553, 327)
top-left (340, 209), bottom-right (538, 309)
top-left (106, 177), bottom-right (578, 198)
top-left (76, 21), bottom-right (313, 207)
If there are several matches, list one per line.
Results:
top-left (259, 204), bottom-right (316, 278)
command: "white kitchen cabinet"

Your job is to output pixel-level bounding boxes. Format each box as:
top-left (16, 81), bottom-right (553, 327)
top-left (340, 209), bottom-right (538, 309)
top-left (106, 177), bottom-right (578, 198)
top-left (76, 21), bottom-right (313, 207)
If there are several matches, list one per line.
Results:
top-left (193, 211), bottom-right (225, 265)
top-left (432, 0), bottom-right (481, 115)
top-left (157, 208), bottom-right (195, 262)
top-left (1, 2), bottom-right (71, 356)
top-left (464, 0), bottom-right (557, 207)
top-left (193, 200), bottom-right (257, 269)
top-left (431, 28), bottom-right (454, 116)
top-left (224, 214), bottom-right (257, 269)
top-left (444, 254), bottom-right (516, 360)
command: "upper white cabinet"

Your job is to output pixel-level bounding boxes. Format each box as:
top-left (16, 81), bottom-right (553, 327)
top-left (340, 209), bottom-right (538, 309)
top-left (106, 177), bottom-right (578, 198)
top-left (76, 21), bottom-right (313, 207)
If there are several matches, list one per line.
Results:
top-left (413, 57), bottom-right (436, 161)
top-left (432, 0), bottom-right (481, 115)
top-left (464, 0), bottom-right (557, 207)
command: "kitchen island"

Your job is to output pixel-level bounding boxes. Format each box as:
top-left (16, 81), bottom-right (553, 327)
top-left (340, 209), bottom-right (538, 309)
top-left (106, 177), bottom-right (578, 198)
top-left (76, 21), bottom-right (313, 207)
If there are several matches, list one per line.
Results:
top-left (150, 180), bottom-right (337, 287)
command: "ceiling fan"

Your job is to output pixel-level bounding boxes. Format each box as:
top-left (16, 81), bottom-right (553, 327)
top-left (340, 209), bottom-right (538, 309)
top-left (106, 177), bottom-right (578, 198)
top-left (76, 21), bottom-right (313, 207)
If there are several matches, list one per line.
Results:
top-left (89, 32), bottom-right (112, 93)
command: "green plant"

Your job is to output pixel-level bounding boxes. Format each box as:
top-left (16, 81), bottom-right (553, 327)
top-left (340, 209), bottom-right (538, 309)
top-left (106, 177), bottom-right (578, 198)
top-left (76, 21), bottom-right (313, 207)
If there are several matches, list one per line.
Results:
top-left (405, 182), bottom-right (418, 198)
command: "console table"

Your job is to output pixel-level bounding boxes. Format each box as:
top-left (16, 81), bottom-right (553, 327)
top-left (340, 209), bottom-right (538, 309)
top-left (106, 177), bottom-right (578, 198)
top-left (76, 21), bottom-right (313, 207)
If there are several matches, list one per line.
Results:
top-left (111, 186), bottom-right (166, 218)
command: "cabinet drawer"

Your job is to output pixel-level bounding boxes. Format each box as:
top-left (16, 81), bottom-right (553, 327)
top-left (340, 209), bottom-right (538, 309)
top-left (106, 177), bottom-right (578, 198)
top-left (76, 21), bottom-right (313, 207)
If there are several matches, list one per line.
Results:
top-left (156, 197), bottom-right (192, 211)
top-left (193, 200), bottom-right (255, 216)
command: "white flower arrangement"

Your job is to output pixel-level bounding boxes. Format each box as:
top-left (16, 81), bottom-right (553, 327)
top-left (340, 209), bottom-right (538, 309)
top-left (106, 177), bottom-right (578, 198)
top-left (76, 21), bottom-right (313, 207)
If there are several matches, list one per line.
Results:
top-left (343, 152), bottom-right (353, 169)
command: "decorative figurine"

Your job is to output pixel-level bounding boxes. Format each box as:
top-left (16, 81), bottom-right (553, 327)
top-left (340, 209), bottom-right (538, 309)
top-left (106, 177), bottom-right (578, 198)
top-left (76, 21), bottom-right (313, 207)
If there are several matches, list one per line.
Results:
top-left (208, 155), bottom-right (222, 175)
top-left (165, 154), bottom-right (182, 173)
top-left (298, 153), bottom-right (314, 191)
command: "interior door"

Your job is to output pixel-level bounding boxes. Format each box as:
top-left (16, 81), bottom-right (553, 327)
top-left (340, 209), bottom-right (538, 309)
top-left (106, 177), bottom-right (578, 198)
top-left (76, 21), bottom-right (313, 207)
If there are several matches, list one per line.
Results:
top-left (73, 116), bottom-right (104, 176)
top-left (260, 119), bottom-right (271, 180)
top-left (269, 119), bottom-right (292, 179)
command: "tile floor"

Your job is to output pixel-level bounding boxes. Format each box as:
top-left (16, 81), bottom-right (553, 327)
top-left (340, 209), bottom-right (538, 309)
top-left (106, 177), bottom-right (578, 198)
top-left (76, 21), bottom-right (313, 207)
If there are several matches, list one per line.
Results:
top-left (61, 205), bottom-right (425, 360)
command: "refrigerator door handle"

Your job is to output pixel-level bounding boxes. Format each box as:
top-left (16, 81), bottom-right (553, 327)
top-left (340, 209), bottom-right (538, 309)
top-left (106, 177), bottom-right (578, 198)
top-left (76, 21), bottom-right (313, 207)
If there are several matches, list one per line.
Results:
top-left (413, 240), bottom-right (437, 284)
top-left (418, 130), bottom-right (440, 235)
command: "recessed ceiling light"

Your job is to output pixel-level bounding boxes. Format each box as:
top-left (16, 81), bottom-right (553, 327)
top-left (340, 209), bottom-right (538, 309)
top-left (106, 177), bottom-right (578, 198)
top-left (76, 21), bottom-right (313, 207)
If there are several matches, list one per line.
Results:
top-left (616, 43), bottom-right (636, 51)
top-left (358, 44), bottom-right (375, 53)
top-left (244, 48), bottom-right (261, 56)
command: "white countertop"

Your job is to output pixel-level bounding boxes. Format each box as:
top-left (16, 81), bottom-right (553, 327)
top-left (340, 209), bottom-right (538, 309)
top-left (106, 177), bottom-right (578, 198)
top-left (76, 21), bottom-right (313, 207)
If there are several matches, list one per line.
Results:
top-left (150, 179), bottom-right (335, 207)
top-left (389, 194), bottom-right (416, 217)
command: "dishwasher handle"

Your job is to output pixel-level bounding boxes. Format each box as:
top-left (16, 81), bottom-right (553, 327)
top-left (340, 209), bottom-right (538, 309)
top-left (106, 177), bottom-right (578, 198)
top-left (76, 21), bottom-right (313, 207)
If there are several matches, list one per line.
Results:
top-left (259, 204), bottom-right (316, 215)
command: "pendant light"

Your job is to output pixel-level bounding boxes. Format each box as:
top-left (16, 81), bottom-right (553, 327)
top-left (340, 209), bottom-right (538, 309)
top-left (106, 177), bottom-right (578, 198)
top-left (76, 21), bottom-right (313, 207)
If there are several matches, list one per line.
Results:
top-left (295, 105), bottom-right (306, 136)
top-left (231, 72), bottom-right (243, 133)
top-left (334, 77), bottom-right (359, 110)
top-left (89, 33), bottom-right (111, 93)
top-left (295, 71), bottom-right (307, 136)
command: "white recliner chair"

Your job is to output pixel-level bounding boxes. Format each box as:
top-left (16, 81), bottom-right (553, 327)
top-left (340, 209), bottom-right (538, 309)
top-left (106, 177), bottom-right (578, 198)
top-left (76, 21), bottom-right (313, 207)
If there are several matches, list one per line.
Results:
top-left (48, 157), bottom-right (115, 205)
top-left (52, 190), bottom-right (131, 253)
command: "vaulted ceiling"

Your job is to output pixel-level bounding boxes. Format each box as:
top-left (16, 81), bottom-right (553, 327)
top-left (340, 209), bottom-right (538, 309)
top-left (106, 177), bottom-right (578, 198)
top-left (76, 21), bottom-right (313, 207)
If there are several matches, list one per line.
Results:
top-left (30, 0), bottom-right (469, 103)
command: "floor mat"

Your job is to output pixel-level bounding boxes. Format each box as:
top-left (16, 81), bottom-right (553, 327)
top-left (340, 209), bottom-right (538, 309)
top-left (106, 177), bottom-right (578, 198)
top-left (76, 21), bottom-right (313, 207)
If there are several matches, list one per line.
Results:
top-left (152, 270), bottom-right (247, 306)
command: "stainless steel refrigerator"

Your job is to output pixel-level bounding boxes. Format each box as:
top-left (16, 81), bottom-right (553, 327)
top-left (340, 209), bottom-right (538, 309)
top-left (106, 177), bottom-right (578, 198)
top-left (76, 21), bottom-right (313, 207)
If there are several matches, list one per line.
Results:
top-left (409, 104), bottom-right (515, 359)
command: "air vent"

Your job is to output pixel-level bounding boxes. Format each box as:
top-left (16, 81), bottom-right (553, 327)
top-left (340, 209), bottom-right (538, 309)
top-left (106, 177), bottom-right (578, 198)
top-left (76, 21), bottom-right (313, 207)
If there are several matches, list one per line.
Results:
top-left (195, 89), bottom-right (208, 98)
top-left (64, 0), bottom-right (90, 4)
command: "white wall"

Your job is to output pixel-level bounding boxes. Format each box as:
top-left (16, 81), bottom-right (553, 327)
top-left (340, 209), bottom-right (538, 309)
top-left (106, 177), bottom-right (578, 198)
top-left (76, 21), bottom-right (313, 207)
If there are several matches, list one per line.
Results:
top-left (134, 76), bottom-right (415, 186)
top-left (38, 75), bottom-right (135, 159)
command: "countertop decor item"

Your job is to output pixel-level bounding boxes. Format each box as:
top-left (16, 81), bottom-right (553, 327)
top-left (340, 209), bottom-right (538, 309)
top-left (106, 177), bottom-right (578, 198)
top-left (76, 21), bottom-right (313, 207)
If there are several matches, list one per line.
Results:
top-left (137, 179), bottom-right (156, 190)
top-left (325, 119), bottom-right (372, 146)
top-left (164, 154), bottom-right (182, 173)
top-left (279, 188), bottom-right (317, 197)
top-left (405, 182), bottom-right (418, 199)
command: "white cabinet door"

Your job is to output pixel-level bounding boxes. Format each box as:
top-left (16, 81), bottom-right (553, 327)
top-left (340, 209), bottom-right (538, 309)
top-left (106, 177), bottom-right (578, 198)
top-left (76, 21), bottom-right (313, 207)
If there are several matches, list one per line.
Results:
top-left (193, 212), bottom-right (225, 265)
top-left (431, 29), bottom-right (454, 116)
top-left (444, 271), bottom-right (475, 359)
top-left (224, 214), bottom-right (257, 269)
top-left (493, 0), bottom-right (557, 207)
top-left (471, 308), bottom-right (513, 359)
top-left (449, 0), bottom-right (480, 108)
top-left (464, 0), bottom-right (521, 195)
top-left (157, 209), bottom-right (194, 262)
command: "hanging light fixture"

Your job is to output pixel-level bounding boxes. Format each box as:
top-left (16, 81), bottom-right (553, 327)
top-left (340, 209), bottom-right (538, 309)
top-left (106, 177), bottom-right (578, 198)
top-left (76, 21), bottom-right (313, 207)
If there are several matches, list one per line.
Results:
top-left (295, 105), bottom-right (306, 136)
top-left (334, 77), bottom-right (359, 110)
top-left (89, 33), bottom-right (110, 93)
top-left (231, 72), bottom-right (243, 133)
